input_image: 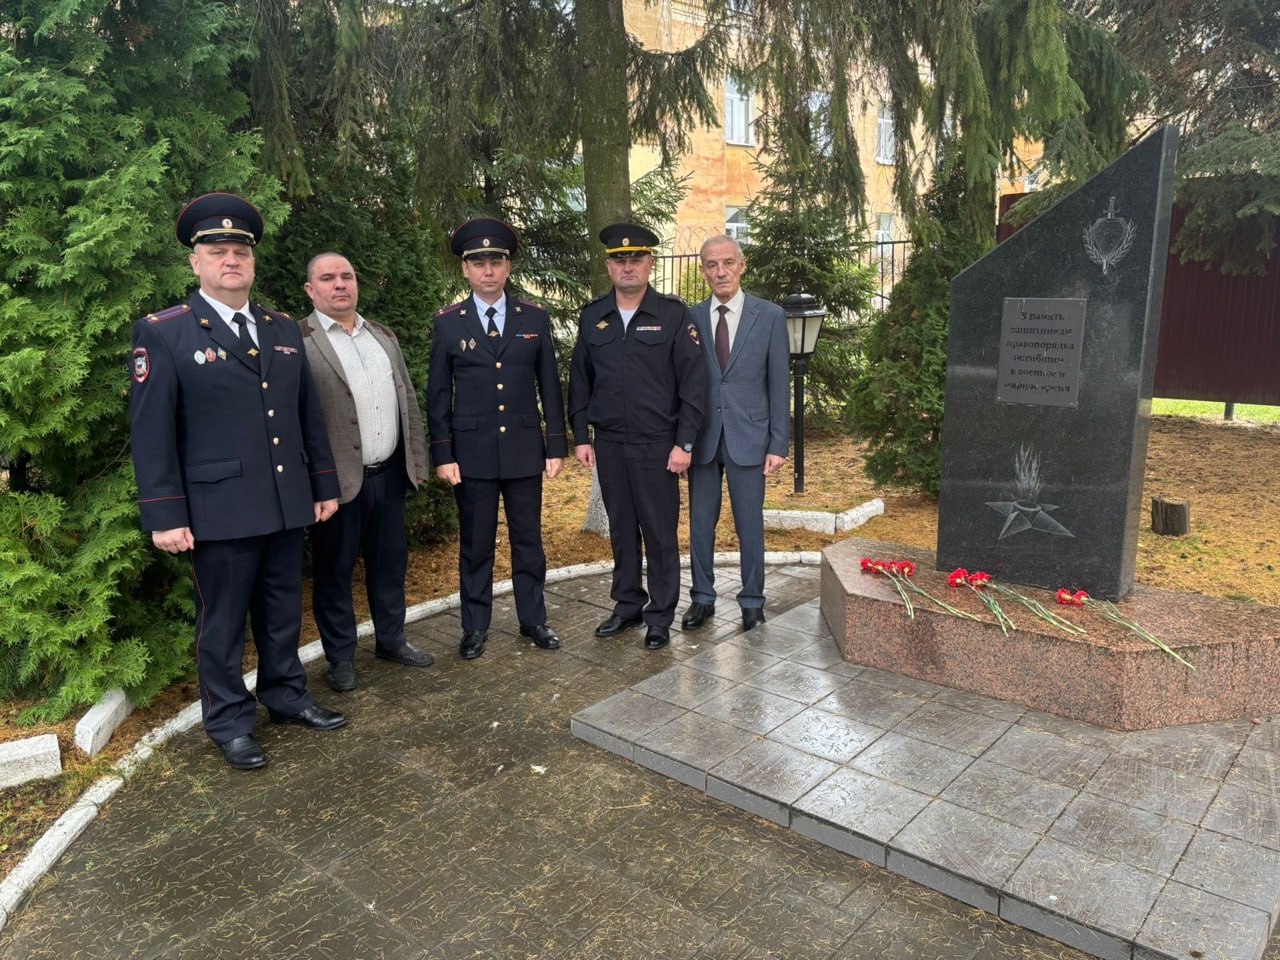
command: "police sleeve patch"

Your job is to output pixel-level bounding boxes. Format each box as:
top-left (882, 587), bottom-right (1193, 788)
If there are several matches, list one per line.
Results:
top-left (688, 323), bottom-right (701, 345)
top-left (132, 347), bottom-right (150, 383)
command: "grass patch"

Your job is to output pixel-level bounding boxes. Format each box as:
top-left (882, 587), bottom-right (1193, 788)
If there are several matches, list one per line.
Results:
top-left (1153, 398), bottom-right (1280, 423)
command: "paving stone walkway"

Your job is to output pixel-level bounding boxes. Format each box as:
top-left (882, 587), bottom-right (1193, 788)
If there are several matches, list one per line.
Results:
top-left (0, 564), bottom-right (1277, 960)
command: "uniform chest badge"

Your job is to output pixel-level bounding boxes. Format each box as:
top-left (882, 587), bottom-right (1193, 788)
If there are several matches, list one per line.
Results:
top-left (460, 338), bottom-right (468, 351)
top-left (688, 323), bottom-right (701, 345)
top-left (595, 320), bottom-right (609, 330)
top-left (205, 348), bottom-right (217, 363)
top-left (217, 349), bottom-right (227, 361)
top-left (248, 347), bottom-right (260, 357)
top-left (132, 347), bottom-right (150, 383)
top-left (193, 350), bottom-right (206, 365)
top-left (636, 325), bottom-right (661, 332)
top-left (468, 338), bottom-right (477, 350)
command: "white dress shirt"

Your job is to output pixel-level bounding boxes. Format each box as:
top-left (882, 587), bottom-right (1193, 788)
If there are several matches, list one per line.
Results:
top-left (199, 291), bottom-right (259, 346)
top-left (316, 311), bottom-right (400, 466)
top-left (710, 288), bottom-right (746, 351)
top-left (474, 293), bottom-right (507, 336)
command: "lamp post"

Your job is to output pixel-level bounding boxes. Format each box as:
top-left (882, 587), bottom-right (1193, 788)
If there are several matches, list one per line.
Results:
top-left (780, 293), bottom-right (826, 494)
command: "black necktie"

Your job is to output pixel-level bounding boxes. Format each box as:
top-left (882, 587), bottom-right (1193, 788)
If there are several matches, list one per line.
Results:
top-left (715, 304), bottom-right (730, 372)
top-left (232, 312), bottom-right (259, 369)
top-left (485, 306), bottom-right (499, 338)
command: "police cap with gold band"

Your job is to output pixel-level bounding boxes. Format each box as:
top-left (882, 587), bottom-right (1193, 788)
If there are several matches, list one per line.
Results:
top-left (174, 192), bottom-right (264, 248)
top-left (451, 217), bottom-right (519, 262)
top-left (599, 222), bottom-right (659, 260)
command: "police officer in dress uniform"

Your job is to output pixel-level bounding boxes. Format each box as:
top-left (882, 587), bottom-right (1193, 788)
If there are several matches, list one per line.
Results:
top-left (427, 218), bottom-right (568, 660)
top-left (568, 223), bottom-right (707, 650)
top-left (129, 193), bottom-right (347, 772)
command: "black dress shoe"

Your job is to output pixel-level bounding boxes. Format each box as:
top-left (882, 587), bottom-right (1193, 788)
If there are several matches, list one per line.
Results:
top-left (644, 625), bottom-right (671, 650)
top-left (742, 608), bottom-right (766, 631)
top-left (520, 624), bottom-right (561, 650)
top-left (218, 735), bottom-right (268, 771)
top-left (375, 641), bottom-right (435, 667)
top-left (460, 630), bottom-right (487, 660)
top-left (268, 704), bottom-right (347, 731)
top-left (681, 602), bottom-right (715, 630)
top-left (595, 613), bottom-right (643, 637)
top-left (326, 660), bottom-right (357, 692)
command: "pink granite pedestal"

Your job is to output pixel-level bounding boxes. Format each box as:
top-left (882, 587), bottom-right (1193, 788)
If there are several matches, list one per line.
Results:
top-left (821, 537), bottom-right (1280, 730)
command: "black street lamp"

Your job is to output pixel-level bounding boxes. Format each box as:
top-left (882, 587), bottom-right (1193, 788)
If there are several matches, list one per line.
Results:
top-left (780, 293), bottom-right (827, 494)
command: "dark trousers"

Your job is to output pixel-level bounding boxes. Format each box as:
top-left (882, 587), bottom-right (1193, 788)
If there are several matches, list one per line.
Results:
top-left (311, 451), bottom-right (409, 664)
top-left (191, 528), bottom-right (313, 744)
top-left (688, 432), bottom-right (767, 609)
top-left (453, 472), bottom-right (547, 632)
top-left (595, 438), bottom-right (680, 627)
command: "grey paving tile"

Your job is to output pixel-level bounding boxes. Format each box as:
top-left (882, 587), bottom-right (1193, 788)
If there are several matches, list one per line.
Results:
top-left (792, 767), bottom-right (931, 867)
top-left (767, 599), bottom-right (828, 636)
top-left (767, 708), bottom-right (884, 764)
top-left (888, 799), bottom-right (1040, 911)
top-left (692, 684), bottom-right (807, 735)
top-left (855, 666), bottom-right (947, 699)
top-left (741, 659), bottom-right (847, 704)
top-left (940, 758), bottom-right (1078, 834)
top-left (573, 689), bottom-right (688, 743)
top-left (1202, 782), bottom-right (1280, 851)
top-left (1136, 880), bottom-right (1273, 960)
top-left (930, 685), bottom-right (1027, 723)
top-left (849, 731), bottom-right (973, 795)
top-left (634, 711), bottom-right (756, 789)
top-left (707, 739), bottom-right (838, 826)
top-left (1049, 792), bottom-right (1196, 876)
top-left (724, 622), bottom-right (820, 658)
top-left (1004, 836), bottom-right (1166, 954)
top-left (984, 724), bottom-right (1110, 789)
top-left (787, 638), bottom-right (848, 669)
top-left (681, 643), bottom-right (783, 681)
top-left (1172, 828), bottom-right (1280, 924)
top-left (1112, 720), bottom-right (1251, 781)
top-left (630, 664), bottom-right (740, 708)
top-left (891, 700), bottom-right (1014, 756)
top-left (1225, 743), bottom-right (1280, 797)
top-left (1247, 717), bottom-right (1280, 754)
top-left (1084, 752), bottom-right (1220, 823)
top-left (814, 677), bottom-right (928, 728)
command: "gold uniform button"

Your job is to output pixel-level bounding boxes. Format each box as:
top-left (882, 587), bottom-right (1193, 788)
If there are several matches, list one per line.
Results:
top-left (272, 437), bottom-right (280, 445)
top-left (276, 465), bottom-right (284, 473)
top-left (495, 362), bottom-right (503, 369)
top-left (497, 383), bottom-right (504, 390)
top-left (262, 381), bottom-right (269, 389)
top-left (498, 404), bottom-right (506, 412)
top-left (267, 409), bottom-right (275, 417)
top-left (500, 426), bottom-right (507, 433)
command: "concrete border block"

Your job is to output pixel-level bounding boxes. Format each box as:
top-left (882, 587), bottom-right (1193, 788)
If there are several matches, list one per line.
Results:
top-left (73, 688), bottom-right (133, 757)
top-left (0, 735), bottom-right (61, 790)
top-left (836, 498), bottom-right (885, 532)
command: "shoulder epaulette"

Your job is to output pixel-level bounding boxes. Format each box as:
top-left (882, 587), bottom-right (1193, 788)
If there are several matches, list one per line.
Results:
top-left (260, 307), bottom-right (293, 324)
top-left (144, 304), bottom-right (192, 325)
top-left (516, 297), bottom-right (546, 311)
top-left (583, 291), bottom-right (610, 308)
top-left (435, 300), bottom-right (466, 318)
top-left (653, 289), bottom-right (684, 303)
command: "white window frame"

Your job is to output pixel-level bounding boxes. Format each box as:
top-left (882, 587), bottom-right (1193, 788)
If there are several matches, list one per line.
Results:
top-left (724, 76), bottom-right (755, 146)
top-left (875, 213), bottom-right (895, 258)
top-left (809, 90), bottom-right (832, 157)
top-left (725, 206), bottom-right (750, 244)
top-left (875, 100), bottom-right (895, 165)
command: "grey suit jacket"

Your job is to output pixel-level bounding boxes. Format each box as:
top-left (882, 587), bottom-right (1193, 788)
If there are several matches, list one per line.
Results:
top-left (691, 292), bottom-right (791, 466)
top-left (300, 311), bottom-right (429, 504)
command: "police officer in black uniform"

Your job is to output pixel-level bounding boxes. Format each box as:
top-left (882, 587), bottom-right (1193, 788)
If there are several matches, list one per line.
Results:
top-left (129, 193), bottom-right (347, 771)
top-left (428, 218), bottom-right (568, 660)
top-left (568, 222), bottom-right (707, 650)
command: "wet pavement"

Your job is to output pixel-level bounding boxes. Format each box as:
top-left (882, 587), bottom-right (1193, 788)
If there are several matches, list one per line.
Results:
top-left (0, 563), bottom-right (1277, 959)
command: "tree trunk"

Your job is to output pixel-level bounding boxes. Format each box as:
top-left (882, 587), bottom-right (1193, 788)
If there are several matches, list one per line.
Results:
top-left (574, 0), bottom-right (633, 535)
top-left (1151, 497), bottom-right (1190, 536)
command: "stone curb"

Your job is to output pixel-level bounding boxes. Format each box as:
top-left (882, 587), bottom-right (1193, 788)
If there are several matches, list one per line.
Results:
top-left (0, 548), bottom-right (832, 933)
top-left (763, 497), bottom-right (884, 535)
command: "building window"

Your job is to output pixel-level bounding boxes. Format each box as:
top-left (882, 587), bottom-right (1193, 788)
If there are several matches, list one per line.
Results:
top-left (724, 76), bottom-right (754, 146)
top-left (809, 91), bottom-right (832, 157)
top-left (726, 207), bottom-right (750, 244)
top-left (1023, 165), bottom-right (1043, 192)
top-left (875, 213), bottom-right (894, 257)
top-left (875, 100), bottom-right (895, 165)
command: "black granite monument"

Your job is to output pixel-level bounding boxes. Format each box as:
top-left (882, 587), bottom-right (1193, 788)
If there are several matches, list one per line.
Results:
top-left (936, 126), bottom-right (1179, 600)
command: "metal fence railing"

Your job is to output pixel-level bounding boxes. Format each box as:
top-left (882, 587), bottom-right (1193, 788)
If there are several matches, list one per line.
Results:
top-left (652, 239), bottom-right (914, 314)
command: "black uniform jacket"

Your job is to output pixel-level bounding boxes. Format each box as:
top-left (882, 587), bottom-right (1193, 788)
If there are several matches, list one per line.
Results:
top-left (427, 294), bottom-right (568, 480)
top-left (568, 286), bottom-right (706, 447)
top-left (129, 293), bottom-right (340, 540)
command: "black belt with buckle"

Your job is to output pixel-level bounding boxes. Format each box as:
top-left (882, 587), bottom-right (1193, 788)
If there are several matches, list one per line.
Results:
top-left (363, 461), bottom-right (389, 476)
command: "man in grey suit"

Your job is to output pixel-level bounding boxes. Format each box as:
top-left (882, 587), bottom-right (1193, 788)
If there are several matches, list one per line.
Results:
top-left (301, 253), bottom-right (434, 692)
top-left (682, 235), bottom-right (790, 632)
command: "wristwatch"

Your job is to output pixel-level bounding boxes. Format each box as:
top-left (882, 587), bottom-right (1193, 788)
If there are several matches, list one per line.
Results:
top-left (680, 442), bottom-right (693, 453)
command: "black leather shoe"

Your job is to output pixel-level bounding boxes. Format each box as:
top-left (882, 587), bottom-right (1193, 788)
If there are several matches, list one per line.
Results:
top-left (268, 704), bottom-right (347, 731)
top-left (595, 613), bottom-right (643, 637)
top-left (644, 625), bottom-right (671, 650)
top-left (460, 630), bottom-right (487, 660)
top-left (681, 602), bottom-right (715, 630)
top-left (742, 608), bottom-right (766, 631)
top-left (218, 735), bottom-right (268, 771)
top-left (520, 624), bottom-right (561, 650)
top-left (326, 660), bottom-right (356, 692)
top-left (375, 642), bottom-right (434, 667)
